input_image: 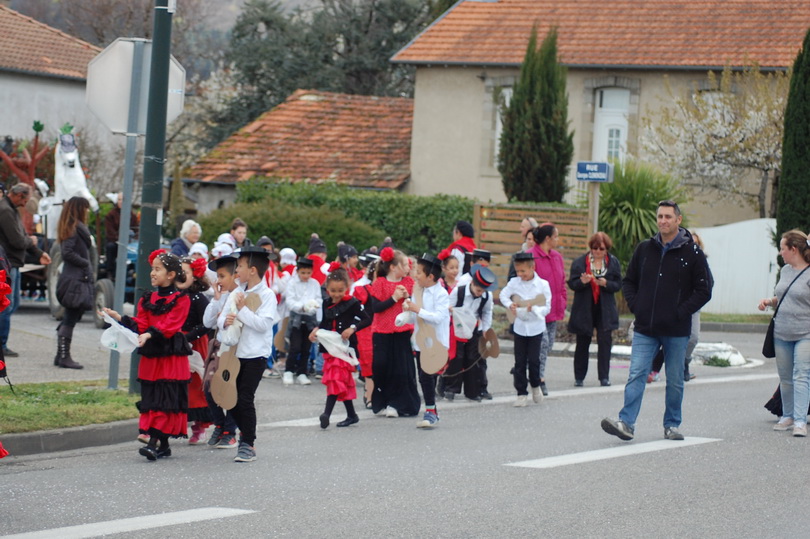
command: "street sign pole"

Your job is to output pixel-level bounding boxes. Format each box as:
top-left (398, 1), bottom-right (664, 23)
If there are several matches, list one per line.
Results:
top-left (576, 161), bottom-right (614, 234)
top-left (131, 0), bottom-right (174, 390)
top-left (107, 39), bottom-right (146, 391)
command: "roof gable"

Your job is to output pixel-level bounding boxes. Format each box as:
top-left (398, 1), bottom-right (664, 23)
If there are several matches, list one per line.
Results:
top-left (392, 0), bottom-right (810, 69)
top-left (188, 90), bottom-right (413, 189)
top-left (0, 5), bottom-right (100, 80)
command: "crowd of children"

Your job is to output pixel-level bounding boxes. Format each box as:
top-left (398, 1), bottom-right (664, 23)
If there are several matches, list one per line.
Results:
top-left (102, 217), bottom-right (561, 464)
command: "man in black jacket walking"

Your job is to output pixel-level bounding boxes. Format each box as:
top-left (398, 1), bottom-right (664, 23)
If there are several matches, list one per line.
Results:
top-left (0, 184), bottom-right (52, 356)
top-left (601, 200), bottom-right (712, 441)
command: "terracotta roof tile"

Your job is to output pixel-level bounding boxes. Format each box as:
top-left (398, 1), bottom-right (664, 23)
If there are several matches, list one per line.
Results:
top-left (0, 5), bottom-right (100, 80)
top-left (188, 90), bottom-right (413, 189)
top-left (393, 0), bottom-right (809, 69)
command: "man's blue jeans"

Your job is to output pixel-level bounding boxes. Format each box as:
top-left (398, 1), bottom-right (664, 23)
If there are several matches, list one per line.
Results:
top-left (619, 331), bottom-right (689, 429)
top-left (0, 267), bottom-right (21, 349)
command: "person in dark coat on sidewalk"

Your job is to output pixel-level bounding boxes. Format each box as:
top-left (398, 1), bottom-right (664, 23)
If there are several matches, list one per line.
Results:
top-left (601, 200), bottom-right (712, 442)
top-left (54, 197), bottom-right (93, 369)
top-left (0, 183), bottom-right (51, 357)
top-left (567, 232), bottom-right (622, 387)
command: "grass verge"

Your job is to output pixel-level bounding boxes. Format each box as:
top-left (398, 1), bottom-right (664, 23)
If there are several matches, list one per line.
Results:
top-left (0, 380), bottom-right (139, 434)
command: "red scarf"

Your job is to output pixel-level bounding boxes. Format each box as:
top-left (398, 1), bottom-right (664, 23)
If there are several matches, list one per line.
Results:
top-left (439, 235), bottom-right (476, 261)
top-left (586, 254), bottom-right (607, 304)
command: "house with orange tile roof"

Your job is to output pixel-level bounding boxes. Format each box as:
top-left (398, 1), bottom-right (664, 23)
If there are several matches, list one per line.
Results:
top-left (392, 0), bottom-right (809, 226)
top-left (186, 89), bottom-right (413, 214)
top-left (0, 5), bottom-right (104, 143)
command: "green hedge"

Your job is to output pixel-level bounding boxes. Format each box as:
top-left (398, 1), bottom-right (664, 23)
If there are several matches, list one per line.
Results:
top-left (197, 200), bottom-right (386, 259)
top-left (235, 179), bottom-right (475, 255)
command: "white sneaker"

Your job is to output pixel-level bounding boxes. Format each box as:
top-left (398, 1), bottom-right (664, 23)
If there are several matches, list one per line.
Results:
top-left (282, 372), bottom-right (294, 385)
top-left (297, 374), bottom-right (312, 385)
top-left (513, 395), bottom-right (528, 407)
top-left (385, 406), bottom-right (399, 418)
top-left (531, 386), bottom-right (543, 403)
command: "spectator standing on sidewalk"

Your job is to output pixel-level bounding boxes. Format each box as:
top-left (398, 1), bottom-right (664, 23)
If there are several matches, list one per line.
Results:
top-left (601, 200), bottom-right (712, 442)
top-left (0, 183), bottom-right (51, 357)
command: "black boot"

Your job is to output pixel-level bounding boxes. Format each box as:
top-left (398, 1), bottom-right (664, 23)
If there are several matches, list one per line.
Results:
top-left (56, 325), bottom-right (83, 370)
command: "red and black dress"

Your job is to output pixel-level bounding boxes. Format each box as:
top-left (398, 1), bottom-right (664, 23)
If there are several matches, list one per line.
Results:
top-left (318, 295), bottom-right (371, 401)
top-left (181, 289), bottom-right (214, 427)
top-left (370, 276), bottom-right (420, 416)
top-left (121, 286), bottom-right (191, 439)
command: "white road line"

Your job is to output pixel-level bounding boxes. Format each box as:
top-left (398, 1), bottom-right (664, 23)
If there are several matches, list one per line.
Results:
top-left (505, 437), bottom-right (721, 470)
top-left (259, 373), bottom-right (777, 429)
top-left (3, 507), bottom-right (255, 539)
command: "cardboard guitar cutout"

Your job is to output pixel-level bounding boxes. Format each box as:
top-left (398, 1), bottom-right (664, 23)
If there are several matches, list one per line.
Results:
top-left (411, 283), bottom-right (448, 375)
top-left (505, 294), bottom-right (547, 323)
top-left (210, 292), bottom-right (261, 410)
top-left (478, 327), bottom-right (500, 359)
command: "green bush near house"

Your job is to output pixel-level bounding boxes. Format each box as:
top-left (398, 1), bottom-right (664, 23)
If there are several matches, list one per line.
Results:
top-left (598, 160), bottom-right (688, 270)
top-left (197, 200), bottom-right (386, 260)
top-left (235, 179), bottom-right (475, 255)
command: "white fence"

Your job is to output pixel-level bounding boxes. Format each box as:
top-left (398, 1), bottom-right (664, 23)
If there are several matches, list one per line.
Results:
top-left (694, 218), bottom-right (778, 315)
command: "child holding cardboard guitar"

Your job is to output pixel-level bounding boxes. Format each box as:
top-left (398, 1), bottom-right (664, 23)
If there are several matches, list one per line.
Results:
top-left (218, 247), bottom-right (278, 463)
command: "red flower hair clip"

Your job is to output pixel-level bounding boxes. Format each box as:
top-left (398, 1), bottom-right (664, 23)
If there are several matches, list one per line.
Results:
top-left (437, 249), bottom-right (450, 261)
top-left (380, 247), bottom-right (394, 262)
top-left (328, 260), bottom-right (342, 273)
top-left (190, 258), bottom-right (207, 279)
top-left (148, 249), bottom-right (167, 266)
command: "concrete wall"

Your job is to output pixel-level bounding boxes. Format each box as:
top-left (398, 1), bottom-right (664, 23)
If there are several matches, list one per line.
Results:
top-left (407, 65), bottom-right (764, 227)
top-left (186, 182), bottom-right (237, 217)
top-left (694, 218), bottom-right (778, 314)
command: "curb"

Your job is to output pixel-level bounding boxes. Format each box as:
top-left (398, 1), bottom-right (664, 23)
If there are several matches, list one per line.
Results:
top-left (700, 322), bottom-right (768, 334)
top-left (2, 418), bottom-right (138, 457)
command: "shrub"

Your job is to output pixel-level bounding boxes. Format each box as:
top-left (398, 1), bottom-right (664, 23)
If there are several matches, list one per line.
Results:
top-left (197, 200), bottom-right (386, 259)
top-left (235, 179), bottom-right (475, 255)
top-left (598, 160), bottom-right (688, 269)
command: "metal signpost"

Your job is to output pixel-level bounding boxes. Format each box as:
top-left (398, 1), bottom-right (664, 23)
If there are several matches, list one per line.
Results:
top-left (576, 161), bottom-right (614, 234)
top-left (85, 23), bottom-right (184, 389)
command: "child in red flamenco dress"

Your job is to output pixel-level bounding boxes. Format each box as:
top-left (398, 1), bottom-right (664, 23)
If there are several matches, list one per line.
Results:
top-left (102, 250), bottom-right (191, 461)
top-left (310, 269), bottom-right (370, 428)
top-left (178, 257), bottom-right (215, 444)
top-left (0, 269), bottom-right (11, 459)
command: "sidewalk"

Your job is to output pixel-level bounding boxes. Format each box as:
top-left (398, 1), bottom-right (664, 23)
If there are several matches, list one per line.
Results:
top-left (1, 302), bottom-right (772, 457)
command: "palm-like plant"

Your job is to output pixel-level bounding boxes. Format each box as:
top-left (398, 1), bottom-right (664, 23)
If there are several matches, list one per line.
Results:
top-left (599, 160), bottom-right (687, 269)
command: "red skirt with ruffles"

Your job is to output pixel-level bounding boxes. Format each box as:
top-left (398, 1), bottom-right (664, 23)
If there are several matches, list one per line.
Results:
top-left (137, 354), bottom-right (190, 438)
top-left (321, 353), bottom-right (357, 401)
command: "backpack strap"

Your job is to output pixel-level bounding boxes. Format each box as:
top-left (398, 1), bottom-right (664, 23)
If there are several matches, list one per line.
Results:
top-left (455, 284), bottom-right (466, 308)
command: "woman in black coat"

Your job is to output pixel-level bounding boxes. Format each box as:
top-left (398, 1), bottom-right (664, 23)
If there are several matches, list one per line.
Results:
top-left (567, 232), bottom-right (622, 387)
top-left (54, 197), bottom-right (93, 369)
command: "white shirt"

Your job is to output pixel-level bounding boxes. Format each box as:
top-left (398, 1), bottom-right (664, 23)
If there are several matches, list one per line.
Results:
top-left (457, 272), bottom-right (472, 288)
top-left (448, 283), bottom-right (493, 336)
top-left (283, 276), bottom-right (324, 322)
top-left (500, 275), bottom-right (552, 337)
top-left (451, 248), bottom-right (466, 273)
top-left (412, 282), bottom-right (450, 351)
top-left (221, 280), bottom-right (278, 359)
top-left (203, 292), bottom-right (228, 329)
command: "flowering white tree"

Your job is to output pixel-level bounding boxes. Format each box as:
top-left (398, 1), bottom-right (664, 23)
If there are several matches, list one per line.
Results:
top-left (642, 65), bottom-right (790, 217)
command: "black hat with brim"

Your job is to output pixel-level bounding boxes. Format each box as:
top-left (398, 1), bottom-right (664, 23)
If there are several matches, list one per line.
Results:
top-left (236, 245), bottom-right (278, 261)
top-left (470, 264), bottom-right (497, 291)
top-left (208, 253), bottom-right (238, 271)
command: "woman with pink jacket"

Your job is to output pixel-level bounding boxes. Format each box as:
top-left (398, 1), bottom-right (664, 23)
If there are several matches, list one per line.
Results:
top-left (530, 223), bottom-right (567, 396)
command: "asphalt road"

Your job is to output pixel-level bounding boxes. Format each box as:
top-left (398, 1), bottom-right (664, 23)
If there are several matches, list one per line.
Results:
top-left (0, 303), bottom-right (797, 538)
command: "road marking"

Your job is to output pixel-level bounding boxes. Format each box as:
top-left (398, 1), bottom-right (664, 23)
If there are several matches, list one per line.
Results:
top-left (260, 373), bottom-right (777, 429)
top-left (4, 507), bottom-right (255, 539)
top-left (505, 437), bottom-right (721, 470)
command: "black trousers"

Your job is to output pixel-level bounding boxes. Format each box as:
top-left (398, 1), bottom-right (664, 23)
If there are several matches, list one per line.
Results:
top-left (286, 326), bottom-right (309, 375)
top-left (228, 358), bottom-right (265, 446)
top-left (444, 333), bottom-right (482, 399)
top-left (573, 301), bottom-right (612, 382)
top-left (513, 333), bottom-right (542, 395)
top-left (415, 352), bottom-right (436, 408)
top-left (105, 241), bottom-right (118, 280)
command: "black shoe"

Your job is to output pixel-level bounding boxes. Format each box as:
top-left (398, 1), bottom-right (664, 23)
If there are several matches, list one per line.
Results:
top-left (3, 348), bottom-right (18, 358)
top-left (444, 392), bottom-right (455, 402)
top-left (139, 446), bottom-right (158, 461)
top-left (319, 413), bottom-right (329, 429)
top-left (156, 447), bottom-right (172, 458)
top-left (480, 391), bottom-right (493, 400)
top-left (540, 382), bottom-right (548, 396)
top-left (575, 380), bottom-right (584, 387)
top-left (466, 395), bottom-right (482, 402)
top-left (600, 379), bottom-right (611, 387)
top-left (336, 415), bottom-right (359, 427)
top-left (601, 417), bottom-right (634, 441)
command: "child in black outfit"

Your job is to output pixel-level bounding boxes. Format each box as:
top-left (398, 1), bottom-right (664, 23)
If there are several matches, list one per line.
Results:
top-left (310, 269), bottom-right (371, 428)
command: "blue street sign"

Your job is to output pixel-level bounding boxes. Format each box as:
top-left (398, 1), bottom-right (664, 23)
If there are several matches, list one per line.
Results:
top-left (576, 161), bottom-right (614, 182)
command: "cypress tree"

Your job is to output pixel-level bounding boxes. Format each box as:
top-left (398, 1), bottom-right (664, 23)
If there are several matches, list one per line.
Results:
top-left (498, 26), bottom-right (574, 202)
top-left (777, 27), bottom-right (810, 235)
